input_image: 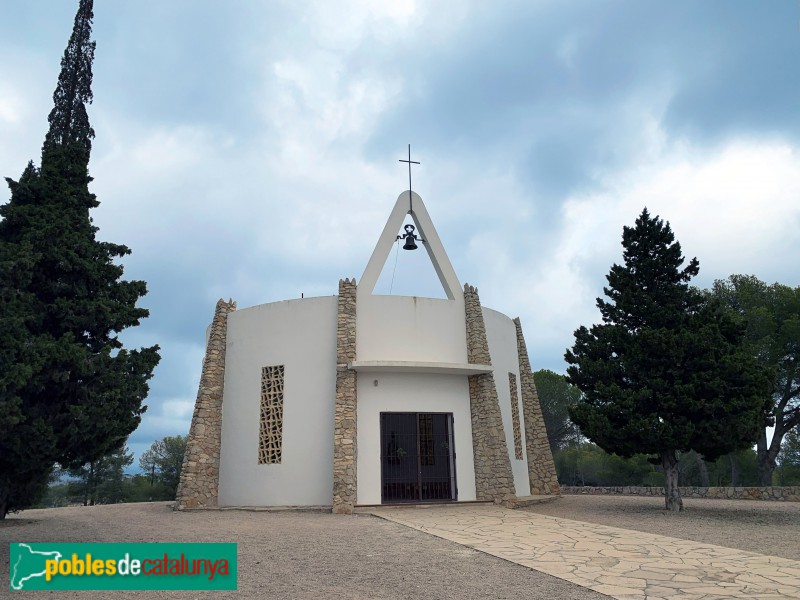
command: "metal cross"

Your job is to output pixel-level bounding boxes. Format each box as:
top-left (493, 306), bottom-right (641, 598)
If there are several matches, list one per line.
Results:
top-left (399, 144), bottom-right (420, 213)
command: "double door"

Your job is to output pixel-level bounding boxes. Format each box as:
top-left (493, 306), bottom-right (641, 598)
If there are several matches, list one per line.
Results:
top-left (380, 412), bottom-right (456, 503)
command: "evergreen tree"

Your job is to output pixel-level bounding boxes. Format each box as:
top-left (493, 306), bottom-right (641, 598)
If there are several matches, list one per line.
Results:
top-left (139, 435), bottom-right (187, 498)
top-left (533, 369), bottom-right (582, 452)
top-left (0, 0), bottom-right (160, 518)
top-left (67, 443), bottom-right (134, 506)
top-left (777, 428), bottom-right (800, 485)
top-left (783, 428), bottom-right (800, 467)
top-left (565, 209), bottom-right (771, 511)
top-left (710, 275), bottom-right (800, 484)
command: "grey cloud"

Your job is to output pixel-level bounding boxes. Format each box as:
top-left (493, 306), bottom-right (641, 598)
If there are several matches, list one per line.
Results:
top-left (4, 0), bottom-right (799, 470)
top-left (367, 1), bottom-right (800, 181)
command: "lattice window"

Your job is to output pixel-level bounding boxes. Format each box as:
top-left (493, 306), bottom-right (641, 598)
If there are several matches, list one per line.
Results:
top-left (508, 373), bottom-right (523, 460)
top-left (259, 365), bottom-right (285, 464)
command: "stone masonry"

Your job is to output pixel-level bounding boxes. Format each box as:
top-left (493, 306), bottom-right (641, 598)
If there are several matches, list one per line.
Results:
top-left (333, 278), bottom-right (358, 514)
top-left (561, 485), bottom-right (800, 501)
top-left (508, 373), bottom-right (523, 460)
top-left (513, 317), bottom-right (560, 495)
top-left (464, 284), bottom-right (517, 506)
top-left (176, 298), bottom-right (237, 509)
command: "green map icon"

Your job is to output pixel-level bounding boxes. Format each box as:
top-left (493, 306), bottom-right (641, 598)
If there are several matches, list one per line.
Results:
top-left (10, 543), bottom-right (63, 590)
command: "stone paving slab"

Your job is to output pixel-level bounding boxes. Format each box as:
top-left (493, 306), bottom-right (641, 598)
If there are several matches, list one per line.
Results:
top-left (372, 505), bottom-right (800, 599)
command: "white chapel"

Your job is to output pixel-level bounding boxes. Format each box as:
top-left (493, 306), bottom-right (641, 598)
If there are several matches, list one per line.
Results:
top-left (176, 189), bottom-right (559, 512)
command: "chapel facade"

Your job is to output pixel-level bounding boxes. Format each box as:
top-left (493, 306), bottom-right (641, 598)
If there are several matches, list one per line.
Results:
top-left (176, 191), bottom-right (559, 513)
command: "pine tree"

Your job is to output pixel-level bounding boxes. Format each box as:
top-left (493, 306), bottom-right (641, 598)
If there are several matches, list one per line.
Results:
top-left (711, 275), bottom-right (800, 485)
top-left (0, 0), bottom-right (160, 518)
top-left (533, 369), bottom-right (582, 452)
top-left (565, 209), bottom-right (771, 511)
top-left (138, 436), bottom-right (188, 498)
top-left (67, 442), bottom-right (134, 506)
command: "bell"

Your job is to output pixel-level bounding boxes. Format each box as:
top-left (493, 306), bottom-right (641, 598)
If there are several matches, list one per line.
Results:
top-left (403, 237), bottom-right (418, 251)
top-left (400, 223), bottom-right (420, 250)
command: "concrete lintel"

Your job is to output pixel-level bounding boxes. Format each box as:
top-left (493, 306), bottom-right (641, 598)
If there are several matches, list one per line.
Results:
top-left (348, 360), bottom-right (492, 375)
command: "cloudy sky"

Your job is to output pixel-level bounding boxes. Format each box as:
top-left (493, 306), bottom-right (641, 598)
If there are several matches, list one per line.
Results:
top-left (1, 1), bottom-right (799, 464)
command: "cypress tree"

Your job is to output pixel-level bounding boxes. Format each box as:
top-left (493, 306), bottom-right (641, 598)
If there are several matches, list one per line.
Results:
top-left (0, 0), bottom-right (160, 518)
top-left (565, 209), bottom-right (771, 511)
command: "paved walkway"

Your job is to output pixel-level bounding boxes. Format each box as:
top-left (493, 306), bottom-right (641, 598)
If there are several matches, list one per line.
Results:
top-left (372, 505), bottom-right (800, 599)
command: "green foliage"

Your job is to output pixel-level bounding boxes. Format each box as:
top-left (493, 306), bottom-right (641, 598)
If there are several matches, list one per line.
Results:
top-left (680, 449), bottom-right (758, 487)
top-left (533, 369), bottom-right (582, 451)
top-left (125, 474), bottom-right (174, 503)
top-left (776, 428), bottom-right (800, 485)
top-left (553, 445), bottom-right (760, 487)
top-left (714, 449), bottom-right (759, 487)
top-left (553, 444), bottom-right (661, 486)
top-left (43, 0), bottom-right (95, 159)
top-left (66, 443), bottom-right (133, 506)
top-left (710, 275), bottom-right (800, 484)
top-left (782, 427), bottom-right (800, 465)
top-left (33, 435), bottom-right (187, 507)
top-left (33, 440), bottom-right (186, 508)
top-left (33, 483), bottom-right (72, 509)
top-left (138, 436), bottom-right (188, 499)
top-left (0, 0), bottom-right (159, 518)
top-left (565, 209), bottom-right (771, 508)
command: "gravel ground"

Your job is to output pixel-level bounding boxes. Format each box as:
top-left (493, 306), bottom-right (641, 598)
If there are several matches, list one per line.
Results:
top-left (524, 494), bottom-right (800, 561)
top-left (1, 502), bottom-right (607, 600)
top-left (3, 496), bottom-right (797, 599)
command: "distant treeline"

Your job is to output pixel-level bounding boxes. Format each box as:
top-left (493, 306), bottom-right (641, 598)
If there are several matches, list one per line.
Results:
top-left (553, 440), bottom-right (800, 488)
top-left (34, 436), bottom-right (187, 509)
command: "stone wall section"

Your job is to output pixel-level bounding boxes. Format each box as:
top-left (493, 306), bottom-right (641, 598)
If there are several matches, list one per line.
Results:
top-left (513, 318), bottom-right (560, 495)
top-left (176, 298), bottom-right (237, 509)
top-left (333, 278), bottom-right (358, 514)
top-left (464, 284), bottom-right (517, 505)
top-left (508, 373), bottom-right (523, 460)
top-left (562, 486), bottom-right (800, 502)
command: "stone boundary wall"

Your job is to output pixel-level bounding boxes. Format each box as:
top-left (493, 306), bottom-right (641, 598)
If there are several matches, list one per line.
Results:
top-left (513, 318), bottom-right (560, 496)
top-left (176, 298), bottom-right (237, 510)
top-left (332, 278), bottom-right (358, 514)
top-left (464, 284), bottom-right (517, 506)
top-left (561, 486), bottom-right (800, 502)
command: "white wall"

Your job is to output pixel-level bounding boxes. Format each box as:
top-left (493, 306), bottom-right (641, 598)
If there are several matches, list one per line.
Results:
top-left (216, 290), bottom-right (528, 506)
top-left (483, 307), bottom-right (532, 498)
top-left (356, 371), bottom-right (476, 505)
top-left (218, 296), bottom-right (337, 506)
top-left (356, 295), bottom-right (467, 363)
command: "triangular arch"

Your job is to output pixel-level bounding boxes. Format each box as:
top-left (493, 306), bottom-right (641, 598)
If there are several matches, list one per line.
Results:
top-left (359, 191), bottom-right (462, 300)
